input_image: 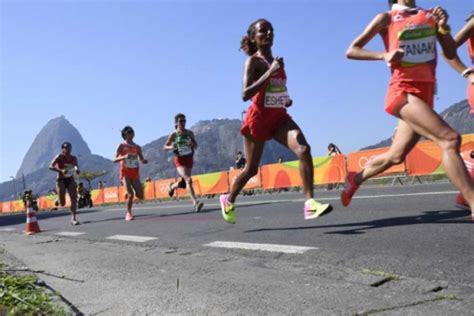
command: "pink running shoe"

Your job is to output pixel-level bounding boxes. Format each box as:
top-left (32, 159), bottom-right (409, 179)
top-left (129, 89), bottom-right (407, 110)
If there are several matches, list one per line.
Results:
top-left (341, 172), bottom-right (359, 207)
top-left (125, 212), bottom-right (134, 221)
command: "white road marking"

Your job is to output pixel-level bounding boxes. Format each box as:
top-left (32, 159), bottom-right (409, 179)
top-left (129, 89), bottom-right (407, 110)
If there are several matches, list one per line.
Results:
top-left (55, 231), bottom-right (85, 237)
top-left (0, 228), bottom-right (15, 232)
top-left (204, 241), bottom-right (317, 254)
top-left (106, 235), bottom-right (157, 243)
top-left (102, 190), bottom-right (457, 212)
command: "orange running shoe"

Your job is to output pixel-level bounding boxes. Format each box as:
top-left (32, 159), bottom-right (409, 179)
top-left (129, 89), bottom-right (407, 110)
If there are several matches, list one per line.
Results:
top-left (341, 172), bottom-right (359, 207)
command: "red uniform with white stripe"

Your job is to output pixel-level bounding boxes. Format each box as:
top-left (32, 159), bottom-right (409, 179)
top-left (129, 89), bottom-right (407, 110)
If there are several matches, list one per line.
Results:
top-left (117, 142), bottom-right (140, 181)
top-left (382, 6), bottom-right (437, 115)
top-left (241, 54), bottom-right (291, 141)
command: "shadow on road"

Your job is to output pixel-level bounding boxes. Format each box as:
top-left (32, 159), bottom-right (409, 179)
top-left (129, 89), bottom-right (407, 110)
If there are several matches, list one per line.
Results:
top-left (0, 208), bottom-right (99, 227)
top-left (244, 209), bottom-right (472, 235)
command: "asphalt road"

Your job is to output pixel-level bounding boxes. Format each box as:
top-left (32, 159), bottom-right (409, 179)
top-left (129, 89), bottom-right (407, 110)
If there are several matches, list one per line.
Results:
top-left (0, 182), bottom-right (472, 315)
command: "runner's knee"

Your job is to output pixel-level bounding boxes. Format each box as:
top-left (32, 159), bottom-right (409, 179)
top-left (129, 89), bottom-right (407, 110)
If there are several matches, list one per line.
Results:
top-left (439, 131), bottom-right (461, 152)
top-left (243, 166), bottom-right (258, 178)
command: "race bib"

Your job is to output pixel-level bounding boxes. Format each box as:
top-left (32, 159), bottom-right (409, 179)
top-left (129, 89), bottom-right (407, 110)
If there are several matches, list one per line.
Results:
top-left (398, 27), bottom-right (436, 66)
top-left (63, 164), bottom-right (76, 178)
top-left (124, 155), bottom-right (139, 168)
top-left (264, 78), bottom-right (289, 108)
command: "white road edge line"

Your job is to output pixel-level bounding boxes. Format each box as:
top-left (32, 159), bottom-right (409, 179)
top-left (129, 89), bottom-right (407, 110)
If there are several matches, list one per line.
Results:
top-left (55, 232), bottom-right (85, 237)
top-left (106, 235), bottom-right (157, 242)
top-left (102, 190), bottom-right (458, 212)
top-left (0, 228), bottom-right (15, 232)
top-left (204, 241), bottom-right (317, 254)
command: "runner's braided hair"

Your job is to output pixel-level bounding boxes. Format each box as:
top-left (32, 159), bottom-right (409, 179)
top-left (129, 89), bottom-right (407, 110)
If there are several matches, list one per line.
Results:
top-left (240, 18), bottom-right (270, 56)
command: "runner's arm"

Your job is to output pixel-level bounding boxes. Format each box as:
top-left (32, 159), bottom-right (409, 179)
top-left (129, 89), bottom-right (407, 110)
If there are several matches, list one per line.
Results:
top-left (443, 18), bottom-right (474, 76)
top-left (242, 56), bottom-right (281, 101)
top-left (48, 155), bottom-right (63, 174)
top-left (346, 13), bottom-right (391, 61)
top-left (163, 133), bottom-right (176, 151)
top-left (74, 156), bottom-right (80, 175)
top-left (138, 146), bottom-right (148, 164)
top-left (189, 131), bottom-right (197, 149)
top-left (113, 144), bottom-right (127, 163)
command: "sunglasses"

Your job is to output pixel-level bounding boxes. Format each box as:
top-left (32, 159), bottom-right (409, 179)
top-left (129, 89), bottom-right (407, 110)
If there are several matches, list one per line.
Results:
top-left (62, 145), bottom-right (71, 149)
top-left (178, 120), bottom-right (186, 123)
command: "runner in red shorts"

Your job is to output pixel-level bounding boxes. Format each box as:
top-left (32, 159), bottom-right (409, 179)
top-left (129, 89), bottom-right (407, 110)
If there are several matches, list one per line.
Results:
top-left (219, 19), bottom-right (332, 224)
top-left (444, 12), bottom-right (474, 209)
top-left (49, 142), bottom-right (80, 225)
top-left (343, 0), bottom-right (474, 220)
top-left (164, 113), bottom-right (204, 212)
top-left (114, 126), bottom-right (148, 221)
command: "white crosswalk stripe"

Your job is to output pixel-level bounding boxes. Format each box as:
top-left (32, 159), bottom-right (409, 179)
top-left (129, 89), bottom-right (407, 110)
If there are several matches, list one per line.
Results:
top-left (106, 235), bottom-right (157, 242)
top-left (55, 231), bottom-right (86, 237)
top-left (204, 241), bottom-right (317, 254)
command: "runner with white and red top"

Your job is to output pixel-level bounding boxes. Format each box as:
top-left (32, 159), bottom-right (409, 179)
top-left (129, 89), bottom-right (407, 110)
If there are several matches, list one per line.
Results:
top-left (114, 126), bottom-right (148, 221)
top-left (49, 142), bottom-right (81, 225)
top-left (343, 0), bottom-right (474, 221)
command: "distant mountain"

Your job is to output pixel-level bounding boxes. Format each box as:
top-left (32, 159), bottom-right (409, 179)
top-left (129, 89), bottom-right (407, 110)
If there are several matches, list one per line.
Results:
top-left (1, 117), bottom-right (295, 201)
top-left (362, 99), bottom-right (472, 150)
top-left (1, 116), bottom-right (116, 201)
top-left (16, 116), bottom-right (92, 178)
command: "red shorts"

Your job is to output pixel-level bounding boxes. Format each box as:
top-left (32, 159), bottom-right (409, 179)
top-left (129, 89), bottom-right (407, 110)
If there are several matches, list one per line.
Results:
top-left (120, 168), bottom-right (140, 181)
top-left (385, 81), bottom-right (435, 116)
top-left (468, 82), bottom-right (474, 113)
top-left (175, 156), bottom-right (193, 169)
top-left (241, 105), bottom-right (291, 141)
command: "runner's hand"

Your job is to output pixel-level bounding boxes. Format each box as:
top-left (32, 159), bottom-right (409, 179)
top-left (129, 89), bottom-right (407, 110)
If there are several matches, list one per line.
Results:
top-left (285, 99), bottom-right (293, 108)
top-left (432, 6), bottom-right (449, 27)
top-left (270, 57), bottom-right (284, 74)
top-left (384, 49), bottom-right (404, 65)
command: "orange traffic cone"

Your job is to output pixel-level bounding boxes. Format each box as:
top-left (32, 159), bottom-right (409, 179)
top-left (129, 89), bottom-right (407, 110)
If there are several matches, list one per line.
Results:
top-left (25, 199), bottom-right (41, 235)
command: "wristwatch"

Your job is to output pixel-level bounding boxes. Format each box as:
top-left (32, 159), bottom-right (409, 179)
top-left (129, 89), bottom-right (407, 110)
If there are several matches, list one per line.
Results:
top-left (462, 68), bottom-right (473, 78)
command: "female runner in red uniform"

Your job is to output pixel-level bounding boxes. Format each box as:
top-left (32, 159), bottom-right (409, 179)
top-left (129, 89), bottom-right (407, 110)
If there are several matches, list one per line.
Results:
top-left (164, 113), bottom-right (204, 212)
top-left (219, 19), bottom-right (332, 224)
top-left (343, 0), bottom-right (474, 220)
top-left (444, 12), bottom-right (474, 209)
top-left (114, 126), bottom-right (148, 221)
top-left (49, 142), bottom-right (81, 225)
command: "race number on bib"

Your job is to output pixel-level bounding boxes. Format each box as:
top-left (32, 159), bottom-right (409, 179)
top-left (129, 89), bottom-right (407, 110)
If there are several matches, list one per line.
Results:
top-left (399, 27), bottom-right (436, 66)
top-left (63, 164), bottom-right (76, 178)
top-left (124, 155), bottom-right (139, 168)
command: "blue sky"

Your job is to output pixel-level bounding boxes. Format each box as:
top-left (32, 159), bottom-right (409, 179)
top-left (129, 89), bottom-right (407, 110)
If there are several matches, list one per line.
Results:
top-left (1, 0), bottom-right (472, 183)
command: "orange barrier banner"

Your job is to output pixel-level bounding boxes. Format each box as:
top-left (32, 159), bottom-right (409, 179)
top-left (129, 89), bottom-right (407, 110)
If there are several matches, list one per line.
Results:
top-left (91, 189), bottom-right (104, 205)
top-left (229, 169), bottom-right (262, 190)
top-left (314, 155), bottom-right (347, 185)
top-left (103, 187), bottom-right (119, 204)
top-left (347, 148), bottom-right (405, 176)
top-left (10, 200), bottom-right (24, 212)
top-left (1, 201), bottom-right (11, 213)
top-left (154, 179), bottom-right (176, 199)
top-left (192, 171), bottom-right (229, 196)
top-left (0, 202), bottom-right (2, 213)
top-left (38, 195), bottom-right (58, 209)
top-left (261, 162), bottom-right (302, 189)
top-left (143, 181), bottom-right (155, 200)
top-left (406, 140), bottom-right (443, 176)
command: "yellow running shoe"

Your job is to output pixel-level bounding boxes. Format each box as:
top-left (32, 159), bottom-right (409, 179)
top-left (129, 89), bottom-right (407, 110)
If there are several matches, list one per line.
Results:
top-left (220, 194), bottom-right (236, 224)
top-left (304, 199), bottom-right (332, 220)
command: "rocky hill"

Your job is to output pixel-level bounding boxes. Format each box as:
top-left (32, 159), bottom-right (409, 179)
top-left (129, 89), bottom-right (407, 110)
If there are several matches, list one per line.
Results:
top-left (362, 99), bottom-right (472, 150)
